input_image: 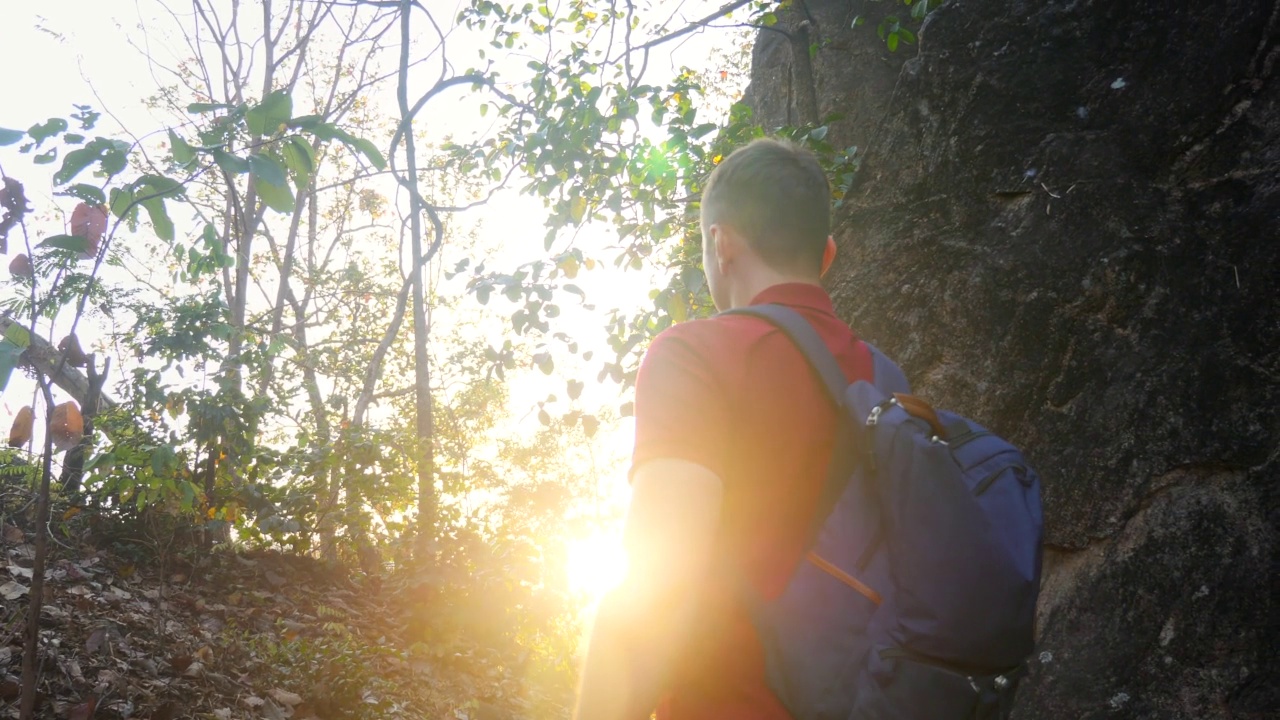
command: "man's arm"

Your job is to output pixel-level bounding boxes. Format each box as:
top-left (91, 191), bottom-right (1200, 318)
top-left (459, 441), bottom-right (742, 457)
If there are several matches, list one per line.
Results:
top-left (574, 458), bottom-right (724, 720)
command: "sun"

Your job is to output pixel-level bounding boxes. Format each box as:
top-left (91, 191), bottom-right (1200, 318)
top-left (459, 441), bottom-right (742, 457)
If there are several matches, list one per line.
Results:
top-left (565, 529), bottom-right (628, 601)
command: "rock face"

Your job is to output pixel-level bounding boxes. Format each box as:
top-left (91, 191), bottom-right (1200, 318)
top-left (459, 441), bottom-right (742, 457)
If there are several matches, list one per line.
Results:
top-left (744, 0), bottom-right (1278, 717)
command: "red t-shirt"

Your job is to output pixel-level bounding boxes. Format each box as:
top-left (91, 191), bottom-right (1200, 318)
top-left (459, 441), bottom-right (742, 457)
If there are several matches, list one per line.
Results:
top-left (632, 282), bottom-right (873, 720)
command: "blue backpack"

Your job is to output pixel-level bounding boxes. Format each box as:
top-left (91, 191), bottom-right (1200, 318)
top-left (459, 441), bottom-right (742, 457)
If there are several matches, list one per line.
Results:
top-left (726, 305), bottom-right (1043, 720)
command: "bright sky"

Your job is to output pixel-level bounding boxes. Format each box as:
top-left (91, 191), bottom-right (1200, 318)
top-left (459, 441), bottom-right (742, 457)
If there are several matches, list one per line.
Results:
top-left (0, 0), bottom-right (749, 597)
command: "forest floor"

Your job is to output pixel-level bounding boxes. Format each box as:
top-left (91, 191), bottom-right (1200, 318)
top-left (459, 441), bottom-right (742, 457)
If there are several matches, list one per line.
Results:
top-left (1, 491), bottom-right (558, 720)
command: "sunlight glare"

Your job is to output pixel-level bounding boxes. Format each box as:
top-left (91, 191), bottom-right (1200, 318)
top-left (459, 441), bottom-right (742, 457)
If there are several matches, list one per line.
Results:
top-left (566, 529), bottom-right (627, 601)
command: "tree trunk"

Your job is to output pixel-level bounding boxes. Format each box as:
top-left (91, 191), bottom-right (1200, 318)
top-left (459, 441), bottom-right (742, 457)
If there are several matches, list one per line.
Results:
top-left (397, 0), bottom-right (437, 559)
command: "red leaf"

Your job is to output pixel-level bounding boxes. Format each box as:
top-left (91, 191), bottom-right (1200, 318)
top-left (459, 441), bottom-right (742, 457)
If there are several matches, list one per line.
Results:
top-left (8, 406), bottom-right (33, 447)
top-left (8, 253), bottom-right (32, 278)
top-left (67, 696), bottom-right (98, 720)
top-left (50, 401), bottom-right (85, 452)
top-left (167, 654), bottom-right (193, 675)
top-left (69, 203), bottom-right (107, 258)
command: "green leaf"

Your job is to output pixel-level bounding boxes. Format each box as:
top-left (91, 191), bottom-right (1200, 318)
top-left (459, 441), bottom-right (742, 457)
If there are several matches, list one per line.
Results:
top-left (287, 114), bottom-right (325, 130)
top-left (351, 137), bottom-right (386, 170)
top-left (141, 198), bottom-right (175, 241)
top-left (168, 129), bottom-right (196, 165)
top-left (62, 133), bottom-right (85, 144)
top-left (137, 174), bottom-right (185, 200)
top-left (109, 187), bottom-right (137, 220)
top-left (0, 338), bottom-right (22, 392)
top-left (248, 153), bottom-right (287, 187)
top-left (304, 122), bottom-right (384, 168)
top-left (569, 196), bottom-right (587, 224)
top-left (211, 149), bottom-right (250, 175)
top-left (187, 102), bottom-right (232, 113)
top-left (33, 148), bottom-right (58, 165)
top-left (245, 90), bottom-right (293, 136)
top-left (887, 32), bottom-right (899, 52)
top-left (27, 118), bottom-right (68, 144)
top-left (39, 234), bottom-right (90, 254)
top-left (810, 125), bottom-right (829, 141)
top-left (151, 444), bottom-right (177, 477)
top-left (281, 137), bottom-right (317, 187)
top-left (0, 128), bottom-right (24, 146)
top-left (54, 146), bottom-right (101, 185)
top-left (761, 12), bottom-right (778, 26)
top-left (256, 175), bottom-right (296, 213)
top-left (60, 184), bottom-right (106, 205)
top-left (3, 323), bottom-right (30, 349)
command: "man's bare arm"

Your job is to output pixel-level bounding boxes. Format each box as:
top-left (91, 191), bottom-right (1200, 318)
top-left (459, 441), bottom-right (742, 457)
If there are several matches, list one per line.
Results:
top-left (574, 458), bottom-right (724, 720)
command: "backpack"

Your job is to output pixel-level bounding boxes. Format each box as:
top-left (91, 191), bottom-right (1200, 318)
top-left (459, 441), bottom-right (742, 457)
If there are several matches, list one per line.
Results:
top-left (725, 304), bottom-right (1044, 720)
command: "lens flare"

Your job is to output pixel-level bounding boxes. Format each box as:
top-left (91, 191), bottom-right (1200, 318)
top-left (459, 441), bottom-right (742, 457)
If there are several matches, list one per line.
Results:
top-left (565, 530), bottom-right (627, 600)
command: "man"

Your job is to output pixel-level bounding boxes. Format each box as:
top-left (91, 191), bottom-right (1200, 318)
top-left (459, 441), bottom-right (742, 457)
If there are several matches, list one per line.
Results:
top-left (575, 138), bottom-right (874, 720)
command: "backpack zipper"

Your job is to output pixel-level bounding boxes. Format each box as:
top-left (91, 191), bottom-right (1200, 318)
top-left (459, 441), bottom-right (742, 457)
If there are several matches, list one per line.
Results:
top-left (948, 429), bottom-right (991, 449)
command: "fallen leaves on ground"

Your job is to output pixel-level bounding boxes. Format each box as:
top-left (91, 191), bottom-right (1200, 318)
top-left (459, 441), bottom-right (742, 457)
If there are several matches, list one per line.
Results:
top-left (0, 501), bottom-right (551, 720)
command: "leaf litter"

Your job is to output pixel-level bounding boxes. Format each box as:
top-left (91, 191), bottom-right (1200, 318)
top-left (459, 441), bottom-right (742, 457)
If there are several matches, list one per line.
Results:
top-left (0, 502), bottom-right (548, 719)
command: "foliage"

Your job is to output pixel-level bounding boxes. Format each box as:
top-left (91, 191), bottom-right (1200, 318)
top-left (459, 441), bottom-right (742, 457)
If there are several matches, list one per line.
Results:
top-left (0, 0), bottom-right (902, 713)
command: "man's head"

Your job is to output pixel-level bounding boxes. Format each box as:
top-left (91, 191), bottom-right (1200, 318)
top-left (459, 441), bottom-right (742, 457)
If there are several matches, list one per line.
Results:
top-left (699, 138), bottom-right (834, 310)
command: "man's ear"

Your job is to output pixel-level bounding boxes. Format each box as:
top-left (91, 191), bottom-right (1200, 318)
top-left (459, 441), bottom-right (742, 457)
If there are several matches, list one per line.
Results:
top-left (712, 224), bottom-right (738, 274)
top-left (820, 236), bottom-right (837, 278)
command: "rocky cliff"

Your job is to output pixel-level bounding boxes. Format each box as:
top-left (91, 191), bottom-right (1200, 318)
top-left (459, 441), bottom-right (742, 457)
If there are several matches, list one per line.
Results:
top-left (744, 0), bottom-right (1279, 716)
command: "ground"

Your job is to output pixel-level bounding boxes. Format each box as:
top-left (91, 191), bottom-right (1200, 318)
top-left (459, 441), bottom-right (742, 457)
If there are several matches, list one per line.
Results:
top-left (1, 490), bottom-right (555, 720)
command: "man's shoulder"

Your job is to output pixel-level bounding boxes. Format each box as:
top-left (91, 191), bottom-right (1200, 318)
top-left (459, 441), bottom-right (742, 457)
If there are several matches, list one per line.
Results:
top-left (649, 313), bottom-right (774, 355)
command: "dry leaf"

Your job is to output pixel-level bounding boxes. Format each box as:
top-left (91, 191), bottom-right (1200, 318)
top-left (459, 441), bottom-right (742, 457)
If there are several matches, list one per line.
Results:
top-left (167, 654), bottom-right (192, 674)
top-left (66, 696), bottom-right (98, 720)
top-left (269, 689), bottom-right (303, 707)
top-left (0, 680), bottom-right (18, 700)
top-left (7, 564), bottom-right (32, 579)
top-left (182, 660), bottom-right (204, 677)
top-left (9, 406), bottom-right (33, 447)
top-left (212, 709), bottom-right (232, 720)
top-left (242, 696), bottom-right (266, 708)
top-left (0, 579), bottom-right (28, 600)
top-left (3, 523), bottom-right (22, 543)
top-left (70, 203), bottom-right (108, 258)
top-left (86, 627), bottom-right (108, 654)
top-left (151, 701), bottom-right (178, 720)
top-left (194, 645), bottom-right (214, 662)
top-left (58, 334), bottom-right (89, 367)
top-left (50, 401), bottom-right (85, 451)
top-left (8, 253), bottom-right (32, 278)
top-left (63, 507), bottom-right (83, 521)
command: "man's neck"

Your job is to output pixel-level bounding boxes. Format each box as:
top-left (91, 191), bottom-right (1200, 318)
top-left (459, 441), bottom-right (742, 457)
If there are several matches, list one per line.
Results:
top-left (727, 268), bottom-right (823, 309)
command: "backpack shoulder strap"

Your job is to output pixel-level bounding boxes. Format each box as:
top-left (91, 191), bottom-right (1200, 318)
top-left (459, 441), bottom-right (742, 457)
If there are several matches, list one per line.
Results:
top-left (722, 304), bottom-right (848, 409)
